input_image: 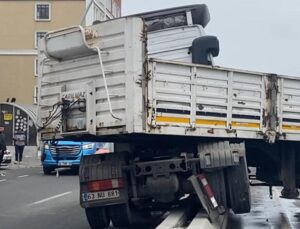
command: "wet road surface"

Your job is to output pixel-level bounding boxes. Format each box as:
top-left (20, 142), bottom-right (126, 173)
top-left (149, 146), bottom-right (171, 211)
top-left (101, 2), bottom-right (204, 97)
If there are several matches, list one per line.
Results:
top-left (227, 185), bottom-right (299, 228)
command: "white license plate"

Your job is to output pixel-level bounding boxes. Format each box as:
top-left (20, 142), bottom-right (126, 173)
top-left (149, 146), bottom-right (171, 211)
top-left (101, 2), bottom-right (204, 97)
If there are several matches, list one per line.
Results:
top-left (58, 161), bottom-right (72, 166)
top-left (82, 190), bottom-right (120, 202)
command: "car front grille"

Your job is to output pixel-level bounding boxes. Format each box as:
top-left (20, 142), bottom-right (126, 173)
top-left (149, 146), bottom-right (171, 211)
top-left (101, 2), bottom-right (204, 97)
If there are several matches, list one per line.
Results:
top-left (52, 156), bottom-right (79, 160)
top-left (50, 145), bottom-right (81, 155)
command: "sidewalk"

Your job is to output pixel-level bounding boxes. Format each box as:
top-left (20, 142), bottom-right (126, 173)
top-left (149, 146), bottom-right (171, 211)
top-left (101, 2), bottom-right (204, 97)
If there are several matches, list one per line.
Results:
top-left (6, 146), bottom-right (42, 169)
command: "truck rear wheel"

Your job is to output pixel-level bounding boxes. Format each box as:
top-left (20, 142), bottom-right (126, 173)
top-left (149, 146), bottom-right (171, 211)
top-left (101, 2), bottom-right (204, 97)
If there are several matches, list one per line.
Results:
top-left (85, 207), bottom-right (110, 229)
top-left (109, 203), bottom-right (133, 227)
top-left (225, 156), bottom-right (251, 214)
top-left (205, 169), bottom-right (227, 209)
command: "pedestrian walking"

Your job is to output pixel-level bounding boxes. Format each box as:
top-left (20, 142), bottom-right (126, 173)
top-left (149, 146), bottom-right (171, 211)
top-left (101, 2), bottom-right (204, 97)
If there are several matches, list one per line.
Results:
top-left (13, 130), bottom-right (26, 164)
top-left (0, 127), bottom-right (7, 176)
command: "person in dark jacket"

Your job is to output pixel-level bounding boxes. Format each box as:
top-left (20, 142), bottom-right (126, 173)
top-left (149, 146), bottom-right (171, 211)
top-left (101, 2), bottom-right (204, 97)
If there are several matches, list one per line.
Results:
top-left (13, 130), bottom-right (26, 163)
top-left (0, 127), bottom-right (7, 164)
top-left (0, 127), bottom-right (7, 176)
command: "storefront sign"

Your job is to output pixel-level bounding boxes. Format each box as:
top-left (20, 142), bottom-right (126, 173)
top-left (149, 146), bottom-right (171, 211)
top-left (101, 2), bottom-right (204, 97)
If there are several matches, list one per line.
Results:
top-left (4, 113), bottom-right (12, 121)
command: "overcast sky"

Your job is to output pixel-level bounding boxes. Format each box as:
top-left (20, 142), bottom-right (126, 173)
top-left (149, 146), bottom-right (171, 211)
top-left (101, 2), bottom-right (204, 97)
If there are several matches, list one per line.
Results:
top-left (122, 0), bottom-right (300, 76)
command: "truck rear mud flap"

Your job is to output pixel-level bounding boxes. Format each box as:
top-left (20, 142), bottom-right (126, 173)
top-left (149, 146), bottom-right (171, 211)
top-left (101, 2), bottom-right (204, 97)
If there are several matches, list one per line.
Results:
top-left (79, 153), bottom-right (128, 208)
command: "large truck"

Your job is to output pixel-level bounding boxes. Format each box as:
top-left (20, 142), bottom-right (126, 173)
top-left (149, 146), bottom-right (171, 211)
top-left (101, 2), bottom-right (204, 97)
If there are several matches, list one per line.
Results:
top-left (37, 4), bottom-right (300, 228)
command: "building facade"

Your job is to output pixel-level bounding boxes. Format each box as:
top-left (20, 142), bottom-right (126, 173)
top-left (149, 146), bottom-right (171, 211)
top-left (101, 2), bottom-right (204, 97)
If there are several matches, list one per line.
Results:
top-left (86, 0), bottom-right (121, 25)
top-left (0, 102), bottom-right (37, 146)
top-left (0, 0), bottom-right (121, 105)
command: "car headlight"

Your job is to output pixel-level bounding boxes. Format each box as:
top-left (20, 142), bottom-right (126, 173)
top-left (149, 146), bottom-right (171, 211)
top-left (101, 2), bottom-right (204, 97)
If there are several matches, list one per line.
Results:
top-left (83, 144), bottom-right (94, 150)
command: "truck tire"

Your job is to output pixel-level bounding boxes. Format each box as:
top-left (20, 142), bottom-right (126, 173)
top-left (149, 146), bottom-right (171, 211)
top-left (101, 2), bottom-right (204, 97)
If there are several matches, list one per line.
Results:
top-left (205, 169), bottom-right (227, 209)
top-left (43, 166), bottom-right (53, 175)
top-left (85, 207), bottom-right (110, 229)
top-left (108, 203), bottom-right (133, 227)
top-left (225, 156), bottom-right (251, 214)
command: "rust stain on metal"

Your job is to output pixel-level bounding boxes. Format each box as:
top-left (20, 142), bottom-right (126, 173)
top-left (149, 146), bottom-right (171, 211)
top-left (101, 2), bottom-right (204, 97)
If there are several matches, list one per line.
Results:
top-left (84, 28), bottom-right (100, 48)
top-left (207, 128), bottom-right (214, 134)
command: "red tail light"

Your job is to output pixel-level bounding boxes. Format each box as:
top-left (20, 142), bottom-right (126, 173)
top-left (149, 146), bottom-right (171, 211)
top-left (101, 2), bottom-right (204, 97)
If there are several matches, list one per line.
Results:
top-left (87, 178), bottom-right (124, 192)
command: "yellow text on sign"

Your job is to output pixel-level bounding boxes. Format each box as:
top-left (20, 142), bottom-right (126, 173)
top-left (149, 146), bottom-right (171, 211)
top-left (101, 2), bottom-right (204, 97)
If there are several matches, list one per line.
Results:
top-left (4, 113), bottom-right (12, 121)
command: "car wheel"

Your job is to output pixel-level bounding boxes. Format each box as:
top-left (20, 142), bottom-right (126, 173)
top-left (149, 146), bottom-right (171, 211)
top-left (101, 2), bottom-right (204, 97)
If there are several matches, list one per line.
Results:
top-left (43, 166), bottom-right (53, 175)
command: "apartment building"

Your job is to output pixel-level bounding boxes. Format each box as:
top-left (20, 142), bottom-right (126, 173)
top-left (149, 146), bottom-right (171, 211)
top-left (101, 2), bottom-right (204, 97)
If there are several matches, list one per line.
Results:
top-left (86, 0), bottom-right (121, 25)
top-left (0, 0), bottom-right (121, 105)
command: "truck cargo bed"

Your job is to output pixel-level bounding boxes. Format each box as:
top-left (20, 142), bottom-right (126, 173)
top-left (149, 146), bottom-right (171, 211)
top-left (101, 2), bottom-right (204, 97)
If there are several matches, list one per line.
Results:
top-left (146, 58), bottom-right (300, 142)
top-left (37, 17), bottom-right (300, 143)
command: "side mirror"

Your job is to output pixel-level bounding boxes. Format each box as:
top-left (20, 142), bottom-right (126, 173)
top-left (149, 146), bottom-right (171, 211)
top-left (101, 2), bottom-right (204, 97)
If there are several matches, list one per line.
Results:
top-left (191, 35), bottom-right (220, 65)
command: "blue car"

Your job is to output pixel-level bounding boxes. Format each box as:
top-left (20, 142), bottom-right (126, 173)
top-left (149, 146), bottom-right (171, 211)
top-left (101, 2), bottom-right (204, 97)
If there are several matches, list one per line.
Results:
top-left (41, 140), bottom-right (105, 175)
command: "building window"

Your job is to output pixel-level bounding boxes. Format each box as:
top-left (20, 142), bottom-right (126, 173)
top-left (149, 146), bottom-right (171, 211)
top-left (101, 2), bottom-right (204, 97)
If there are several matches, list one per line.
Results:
top-left (106, 0), bottom-right (112, 13)
top-left (35, 31), bottom-right (47, 48)
top-left (35, 3), bottom-right (51, 21)
top-left (94, 7), bottom-right (106, 21)
top-left (34, 86), bottom-right (38, 105)
top-left (99, 0), bottom-right (105, 7)
top-left (116, 5), bottom-right (121, 17)
top-left (34, 58), bottom-right (39, 77)
top-left (113, 0), bottom-right (121, 17)
top-left (112, 1), bottom-right (118, 16)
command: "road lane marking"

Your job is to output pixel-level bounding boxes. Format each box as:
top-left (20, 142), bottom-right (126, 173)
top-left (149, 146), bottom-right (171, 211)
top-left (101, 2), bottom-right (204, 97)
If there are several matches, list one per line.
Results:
top-left (18, 175), bottom-right (29, 178)
top-left (0, 179), bottom-right (7, 182)
top-left (29, 191), bottom-right (72, 206)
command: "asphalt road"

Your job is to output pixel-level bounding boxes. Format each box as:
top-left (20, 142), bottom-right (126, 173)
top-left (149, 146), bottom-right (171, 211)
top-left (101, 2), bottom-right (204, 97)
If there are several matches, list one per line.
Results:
top-left (0, 167), bottom-right (89, 229)
top-left (0, 166), bottom-right (300, 229)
